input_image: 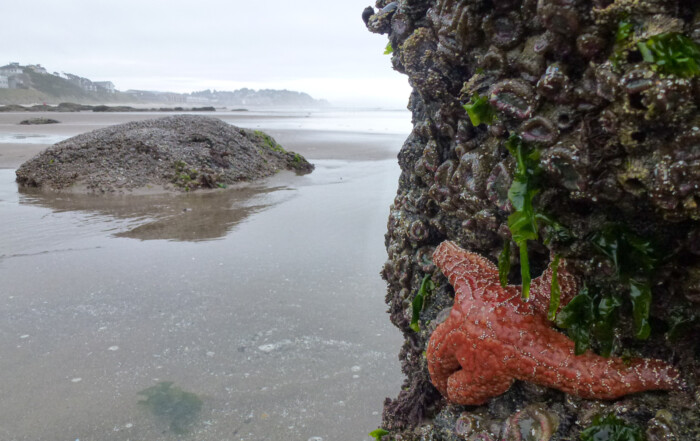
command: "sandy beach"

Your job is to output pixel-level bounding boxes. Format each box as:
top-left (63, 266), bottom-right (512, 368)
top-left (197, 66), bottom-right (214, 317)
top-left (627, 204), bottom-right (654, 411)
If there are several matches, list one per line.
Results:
top-left (0, 109), bottom-right (408, 440)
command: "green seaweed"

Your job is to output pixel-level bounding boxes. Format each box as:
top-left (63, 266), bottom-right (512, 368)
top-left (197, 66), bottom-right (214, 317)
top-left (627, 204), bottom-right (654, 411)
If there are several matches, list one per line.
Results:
top-left (580, 414), bottom-right (645, 441)
top-left (616, 20), bottom-right (633, 43)
top-left (594, 294), bottom-right (623, 357)
top-left (556, 285), bottom-right (623, 356)
top-left (610, 19), bottom-right (636, 68)
top-left (555, 287), bottom-right (595, 355)
top-left (370, 428), bottom-right (390, 440)
top-left (138, 382), bottom-right (203, 434)
top-left (254, 130), bottom-right (286, 153)
top-left (498, 240), bottom-right (511, 288)
top-left (548, 255), bottom-right (561, 321)
top-left (637, 32), bottom-right (700, 78)
top-left (505, 133), bottom-right (542, 299)
top-left (628, 279), bottom-right (651, 340)
top-left (463, 94), bottom-right (497, 127)
top-left (536, 212), bottom-right (572, 245)
top-left (410, 275), bottom-right (434, 332)
top-left (591, 224), bottom-right (660, 340)
top-left (384, 42), bottom-right (393, 55)
top-left (172, 161), bottom-right (201, 190)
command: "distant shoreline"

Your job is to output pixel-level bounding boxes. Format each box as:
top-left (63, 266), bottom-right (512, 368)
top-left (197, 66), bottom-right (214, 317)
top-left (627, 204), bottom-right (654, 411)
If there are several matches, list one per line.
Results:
top-left (0, 103), bottom-right (224, 113)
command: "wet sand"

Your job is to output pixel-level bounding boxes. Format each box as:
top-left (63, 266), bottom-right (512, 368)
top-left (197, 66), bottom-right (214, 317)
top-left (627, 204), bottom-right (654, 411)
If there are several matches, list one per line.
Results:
top-left (0, 110), bottom-right (407, 440)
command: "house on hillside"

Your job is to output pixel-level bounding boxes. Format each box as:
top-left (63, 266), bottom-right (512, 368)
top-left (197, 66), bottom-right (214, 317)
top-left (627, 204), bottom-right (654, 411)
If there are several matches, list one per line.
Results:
top-left (0, 63), bottom-right (23, 77)
top-left (27, 64), bottom-right (48, 74)
top-left (95, 81), bottom-right (116, 93)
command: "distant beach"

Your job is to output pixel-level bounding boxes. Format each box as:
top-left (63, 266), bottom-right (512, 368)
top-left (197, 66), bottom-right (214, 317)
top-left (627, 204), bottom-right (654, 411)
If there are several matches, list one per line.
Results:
top-left (0, 109), bottom-right (409, 441)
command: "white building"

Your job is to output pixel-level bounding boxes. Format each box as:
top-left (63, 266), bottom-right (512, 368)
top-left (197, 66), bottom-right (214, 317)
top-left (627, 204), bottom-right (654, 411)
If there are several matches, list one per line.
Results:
top-left (0, 75), bottom-right (8, 89)
top-left (0, 62), bottom-right (22, 77)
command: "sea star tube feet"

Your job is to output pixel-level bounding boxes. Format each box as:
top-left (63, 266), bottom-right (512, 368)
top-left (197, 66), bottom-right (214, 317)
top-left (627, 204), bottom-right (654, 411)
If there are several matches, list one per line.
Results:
top-left (426, 240), bottom-right (682, 406)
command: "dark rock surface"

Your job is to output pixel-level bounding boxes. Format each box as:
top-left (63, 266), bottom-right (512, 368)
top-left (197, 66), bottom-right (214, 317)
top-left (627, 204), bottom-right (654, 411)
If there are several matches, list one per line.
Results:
top-left (15, 115), bottom-right (313, 193)
top-left (366, 0), bottom-right (700, 439)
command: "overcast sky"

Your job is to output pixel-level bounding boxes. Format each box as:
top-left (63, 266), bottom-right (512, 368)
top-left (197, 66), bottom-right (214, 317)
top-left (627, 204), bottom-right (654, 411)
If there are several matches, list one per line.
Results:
top-left (2, 0), bottom-right (411, 108)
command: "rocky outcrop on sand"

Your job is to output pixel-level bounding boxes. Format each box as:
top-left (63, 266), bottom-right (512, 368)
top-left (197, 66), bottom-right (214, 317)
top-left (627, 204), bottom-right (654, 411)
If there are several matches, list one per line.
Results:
top-left (366, 0), bottom-right (700, 440)
top-left (16, 115), bottom-right (313, 193)
top-left (19, 118), bottom-right (60, 125)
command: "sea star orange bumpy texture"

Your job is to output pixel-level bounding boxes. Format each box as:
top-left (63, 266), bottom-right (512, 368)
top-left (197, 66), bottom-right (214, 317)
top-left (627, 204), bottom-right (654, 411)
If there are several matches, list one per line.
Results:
top-left (426, 241), bottom-right (682, 406)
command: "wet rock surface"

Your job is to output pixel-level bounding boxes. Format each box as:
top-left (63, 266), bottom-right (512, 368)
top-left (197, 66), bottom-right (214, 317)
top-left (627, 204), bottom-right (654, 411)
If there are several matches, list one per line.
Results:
top-left (366, 0), bottom-right (700, 439)
top-left (15, 115), bottom-right (313, 193)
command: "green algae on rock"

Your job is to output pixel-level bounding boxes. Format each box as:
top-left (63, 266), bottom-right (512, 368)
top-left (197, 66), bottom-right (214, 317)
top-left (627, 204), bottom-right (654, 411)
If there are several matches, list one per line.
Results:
top-left (365, 0), bottom-right (700, 439)
top-left (15, 115), bottom-right (313, 193)
top-left (580, 414), bottom-right (644, 441)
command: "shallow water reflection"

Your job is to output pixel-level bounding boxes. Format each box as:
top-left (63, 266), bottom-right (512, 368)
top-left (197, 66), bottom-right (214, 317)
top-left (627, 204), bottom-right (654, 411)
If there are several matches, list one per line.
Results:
top-left (18, 182), bottom-right (293, 242)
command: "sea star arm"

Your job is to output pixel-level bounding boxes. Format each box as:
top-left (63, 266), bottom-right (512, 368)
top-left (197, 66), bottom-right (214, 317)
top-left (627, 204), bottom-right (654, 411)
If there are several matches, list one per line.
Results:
top-left (427, 320), bottom-right (514, 406)
top-left (508, 325), bottom-right (683, 399)
top-left (526, 258), bottom-right (579, 318)
top-left (432, 241), bottom-right (500, 301)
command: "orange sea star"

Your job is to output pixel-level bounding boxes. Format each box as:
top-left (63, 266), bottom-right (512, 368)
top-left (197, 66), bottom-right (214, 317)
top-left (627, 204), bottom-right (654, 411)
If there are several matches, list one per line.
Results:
top-left (426, 241), bottom-right (682, 405)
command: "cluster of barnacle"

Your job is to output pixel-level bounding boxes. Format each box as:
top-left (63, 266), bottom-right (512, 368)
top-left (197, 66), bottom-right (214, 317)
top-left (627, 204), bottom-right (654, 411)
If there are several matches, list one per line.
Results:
top-left (366, 0), bottom-right (700, 439)
top-left (429, 404), bottom-right (565, 441)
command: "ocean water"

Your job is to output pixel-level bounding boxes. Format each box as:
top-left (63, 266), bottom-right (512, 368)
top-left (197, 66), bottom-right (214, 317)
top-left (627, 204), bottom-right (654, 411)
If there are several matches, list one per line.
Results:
top-left (0, 108), bottom-right (413, 147)
top-left (0, 110), bottom-right (409, 441)
top-left (222, 109), bottom-right (413, 135)
top-left (0, 132), bottom-right (69, 145)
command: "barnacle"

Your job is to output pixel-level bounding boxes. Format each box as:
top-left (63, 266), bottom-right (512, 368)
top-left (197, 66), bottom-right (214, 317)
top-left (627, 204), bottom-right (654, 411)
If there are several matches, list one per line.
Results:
top-left (646, 410), bottom-right (678, 441)
top-left (538, 0), bottom-right (580, 35)
top-left (537, 63), bottom-right (573, 104)
top-left (501, 404), bottom-right (560, 441)
top-left (490, 79), bottom-right (536, 120)
top-left (483, 11), bottom-right (524, 50)
top-left (427, 0), bottom-right (483, 59)
top-left (618, 158), bottom-right (650, 197)
top-left (520, 116), bottom-right (560, 146)
top-left (541, 141), bottom-right (588, 192)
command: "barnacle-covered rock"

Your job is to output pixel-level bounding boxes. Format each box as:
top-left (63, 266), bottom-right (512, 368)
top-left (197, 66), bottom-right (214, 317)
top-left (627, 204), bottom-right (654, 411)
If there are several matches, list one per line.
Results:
top-left (365, 0), bottom-right (700, 439)
top-left (541, 140), bottom-right (589, 192)
top-left (427, 0), bottom-right (484, 58)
